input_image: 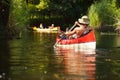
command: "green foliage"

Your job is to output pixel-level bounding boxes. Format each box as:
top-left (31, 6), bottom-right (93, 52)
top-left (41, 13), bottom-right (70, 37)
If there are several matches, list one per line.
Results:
top-left (6, 0), bottom-right (30, 39)
top-left (88, 4), bottom-right (100, 28)
top-left (0, 0), bottom-right (10, 26)
top-left (36, 0), bottom-right (50, 10)
top-left (27, 0), bottom-right (96, 26)
top-left (8, 0), bottom-right (29, 29)
top-left (88, 0), bottom-right (120, 30)
top-left (116, 0), bottom-right (120, 7)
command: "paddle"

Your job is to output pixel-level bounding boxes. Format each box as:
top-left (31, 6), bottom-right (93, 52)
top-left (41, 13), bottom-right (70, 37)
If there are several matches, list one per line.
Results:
top-left (53, 24), bottom-right (76, 48)
top-left (68, 24), bottom-right (76, 31)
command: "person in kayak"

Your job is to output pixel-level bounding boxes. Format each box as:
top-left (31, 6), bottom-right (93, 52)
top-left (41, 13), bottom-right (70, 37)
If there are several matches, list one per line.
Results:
top-left (39, 23), bottom-right (44, 29)
top-left (65, 15), bottom-right (91, 39)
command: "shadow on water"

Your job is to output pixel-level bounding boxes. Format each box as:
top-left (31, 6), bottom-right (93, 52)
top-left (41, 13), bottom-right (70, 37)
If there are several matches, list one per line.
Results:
top-left (95, 32), bottom-right (120, 80)
top-left (0, 38), bottom-right (10, 80)
top-left (95, 48), bottom-right (120, 80)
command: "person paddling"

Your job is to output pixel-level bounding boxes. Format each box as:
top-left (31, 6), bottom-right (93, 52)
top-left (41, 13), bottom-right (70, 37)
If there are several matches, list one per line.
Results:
top-left (65, 15), bottom-right (91, 39)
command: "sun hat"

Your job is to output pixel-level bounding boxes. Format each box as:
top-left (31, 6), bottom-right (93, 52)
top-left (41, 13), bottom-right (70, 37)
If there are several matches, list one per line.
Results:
top-left (78, 15), bottom-right (89, 24)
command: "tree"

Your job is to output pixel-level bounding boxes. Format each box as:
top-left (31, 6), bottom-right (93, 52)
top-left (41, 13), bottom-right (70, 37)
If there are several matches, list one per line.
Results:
top-left (7, 0), bottom-right (29, 39)
top-left (0, 0), bottom-right (10, 26)
top-left (88, 0), bottom-right (120, 32)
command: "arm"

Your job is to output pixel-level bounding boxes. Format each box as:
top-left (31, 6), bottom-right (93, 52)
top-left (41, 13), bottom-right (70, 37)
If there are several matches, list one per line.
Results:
top-left (65, 21), bottom-right (80, 36)
top-left (75, 21), bottom-right (81, 27)
top-left (65, 28), bottom-right (76, 36)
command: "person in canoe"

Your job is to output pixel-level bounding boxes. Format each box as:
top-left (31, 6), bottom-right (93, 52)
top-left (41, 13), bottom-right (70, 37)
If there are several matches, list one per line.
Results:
top-left (65, 15), bottom-right (91, 39)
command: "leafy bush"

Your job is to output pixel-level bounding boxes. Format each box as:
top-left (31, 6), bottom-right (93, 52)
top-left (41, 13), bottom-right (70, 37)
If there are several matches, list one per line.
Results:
top-left (88, 0), bottom-right (120, 31)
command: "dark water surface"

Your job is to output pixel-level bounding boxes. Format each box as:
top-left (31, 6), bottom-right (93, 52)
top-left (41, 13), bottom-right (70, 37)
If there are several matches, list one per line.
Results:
top-left (0, 31), bottom-right (120, 80)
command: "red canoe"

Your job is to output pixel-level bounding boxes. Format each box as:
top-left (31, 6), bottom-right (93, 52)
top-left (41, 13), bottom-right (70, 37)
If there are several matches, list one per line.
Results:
top-left (54, 30), bottom-right (96, 51)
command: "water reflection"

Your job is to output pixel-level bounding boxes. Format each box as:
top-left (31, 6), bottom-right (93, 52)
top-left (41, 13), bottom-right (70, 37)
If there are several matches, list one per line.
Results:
top-left (1, 31), bottom-right (120, 80)
top-left (7, 32), bottom-right (58, 80)
top-left (55, 48), bottom-right (96, 80)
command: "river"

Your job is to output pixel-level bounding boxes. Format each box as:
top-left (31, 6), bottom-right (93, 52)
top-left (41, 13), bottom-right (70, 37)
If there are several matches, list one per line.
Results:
top-left (0, 30), bottom-right (120, 80)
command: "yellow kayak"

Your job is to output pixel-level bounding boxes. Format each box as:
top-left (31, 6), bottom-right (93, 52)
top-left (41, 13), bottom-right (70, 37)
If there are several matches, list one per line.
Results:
top-left (32, 27), bottom-right (59, 33)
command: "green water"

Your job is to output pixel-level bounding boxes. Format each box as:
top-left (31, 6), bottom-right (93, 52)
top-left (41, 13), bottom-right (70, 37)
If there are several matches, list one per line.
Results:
top-left (0, 31), bottom-right (120, 80)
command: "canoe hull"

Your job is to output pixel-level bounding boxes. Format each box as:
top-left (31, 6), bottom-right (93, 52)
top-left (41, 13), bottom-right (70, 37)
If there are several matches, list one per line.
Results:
top-left (55, 30), bottom-right (96, 51)
top-left (55, 42), bottom-right (96, 51)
